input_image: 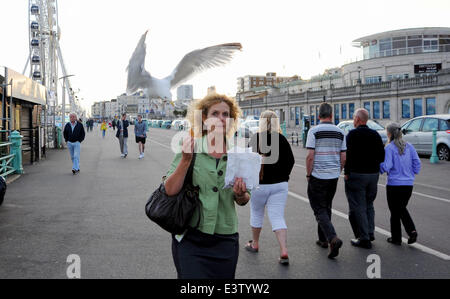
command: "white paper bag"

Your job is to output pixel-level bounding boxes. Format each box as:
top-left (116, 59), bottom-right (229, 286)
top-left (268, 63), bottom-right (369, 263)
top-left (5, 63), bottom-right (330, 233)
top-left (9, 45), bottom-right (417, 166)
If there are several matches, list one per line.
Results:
top-left (224, 146), bottom-right (261, 190)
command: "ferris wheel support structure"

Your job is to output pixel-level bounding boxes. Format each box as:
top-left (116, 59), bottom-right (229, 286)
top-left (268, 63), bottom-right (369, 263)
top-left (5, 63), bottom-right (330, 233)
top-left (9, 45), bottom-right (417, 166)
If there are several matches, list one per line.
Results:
top-left (24, 0), bottom-right (83, 124)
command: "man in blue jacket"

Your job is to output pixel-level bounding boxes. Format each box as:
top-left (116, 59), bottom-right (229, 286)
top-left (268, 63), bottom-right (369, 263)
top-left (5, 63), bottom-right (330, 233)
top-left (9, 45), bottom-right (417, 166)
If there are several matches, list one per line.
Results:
top-left (63, 113), bottom-right (85, 174)
top-left (116, 113), bottom-right (129, 158)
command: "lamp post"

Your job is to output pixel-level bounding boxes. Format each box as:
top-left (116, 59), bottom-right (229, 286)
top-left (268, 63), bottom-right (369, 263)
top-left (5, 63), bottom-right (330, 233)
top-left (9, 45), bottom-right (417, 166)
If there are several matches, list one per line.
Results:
top-left (59, 74), bottom-right (75, 129)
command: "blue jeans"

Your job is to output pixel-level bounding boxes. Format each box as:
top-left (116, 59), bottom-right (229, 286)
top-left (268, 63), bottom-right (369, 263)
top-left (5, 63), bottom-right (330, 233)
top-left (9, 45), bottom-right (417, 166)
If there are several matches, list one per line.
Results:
top-left (67, 142), bottom-right (81, 171)
top-left (102, 130), bottom-right (106, 138)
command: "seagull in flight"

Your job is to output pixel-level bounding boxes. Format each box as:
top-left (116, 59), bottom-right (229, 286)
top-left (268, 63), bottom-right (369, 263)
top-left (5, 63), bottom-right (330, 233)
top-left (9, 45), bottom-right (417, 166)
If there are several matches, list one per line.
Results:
top-left (126, 31), bottom-right (242, 100)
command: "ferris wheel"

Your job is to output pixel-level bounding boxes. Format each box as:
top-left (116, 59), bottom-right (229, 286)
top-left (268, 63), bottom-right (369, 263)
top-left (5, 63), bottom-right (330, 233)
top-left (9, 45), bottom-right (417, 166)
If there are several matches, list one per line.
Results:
top-left (24, 0), bottom-right (83, 118)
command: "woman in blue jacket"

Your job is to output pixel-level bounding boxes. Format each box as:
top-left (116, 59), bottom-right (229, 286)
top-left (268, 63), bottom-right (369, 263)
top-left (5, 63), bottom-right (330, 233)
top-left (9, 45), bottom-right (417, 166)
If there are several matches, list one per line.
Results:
top-left (380, 123), bottom-right (421, 246)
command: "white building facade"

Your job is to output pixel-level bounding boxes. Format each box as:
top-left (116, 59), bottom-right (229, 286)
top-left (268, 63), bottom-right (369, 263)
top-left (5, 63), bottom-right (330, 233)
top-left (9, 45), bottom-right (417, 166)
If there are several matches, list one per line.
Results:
top-left (237, 28), bottom-right (450, 128)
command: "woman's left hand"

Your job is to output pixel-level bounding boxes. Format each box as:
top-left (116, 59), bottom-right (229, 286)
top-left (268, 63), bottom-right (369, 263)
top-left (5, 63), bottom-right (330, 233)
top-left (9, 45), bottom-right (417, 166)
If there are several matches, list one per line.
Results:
top-left (233, 177), bottom-right (247, 197)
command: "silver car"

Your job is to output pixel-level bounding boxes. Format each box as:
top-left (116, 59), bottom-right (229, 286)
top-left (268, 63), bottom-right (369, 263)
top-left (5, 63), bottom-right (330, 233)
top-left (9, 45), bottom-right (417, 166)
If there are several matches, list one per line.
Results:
top-left (337, 120), bottom-right (388, 145)
top-left (401, 114), bottom-right (450, 161)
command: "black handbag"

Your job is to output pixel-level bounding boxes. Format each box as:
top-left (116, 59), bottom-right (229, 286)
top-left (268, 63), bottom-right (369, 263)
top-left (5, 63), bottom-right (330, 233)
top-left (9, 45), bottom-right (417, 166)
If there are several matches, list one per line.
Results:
top-left (145, 154), bottom-right (201, 234)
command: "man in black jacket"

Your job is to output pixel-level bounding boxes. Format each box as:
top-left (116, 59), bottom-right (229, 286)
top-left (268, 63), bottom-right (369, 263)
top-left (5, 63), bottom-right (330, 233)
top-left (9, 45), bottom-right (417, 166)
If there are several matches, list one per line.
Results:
top-left (116, 113), bottom-right (129, 158)
top-left (344, 108), bottom-right (385, 249)
top-left (63, 113), bottom-right (85, 174)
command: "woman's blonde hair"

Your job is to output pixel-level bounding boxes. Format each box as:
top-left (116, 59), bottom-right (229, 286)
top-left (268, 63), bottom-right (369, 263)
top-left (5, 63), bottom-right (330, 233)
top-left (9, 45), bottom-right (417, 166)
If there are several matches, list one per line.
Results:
top-left (186, 93), bottom-right (242, 138)
top-left (259, 110), bottom-right (282, 134)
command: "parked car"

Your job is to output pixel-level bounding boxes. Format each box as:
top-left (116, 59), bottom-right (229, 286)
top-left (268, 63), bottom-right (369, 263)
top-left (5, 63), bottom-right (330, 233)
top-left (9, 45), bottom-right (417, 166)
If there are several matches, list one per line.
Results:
top-left (337, 120), bottom-right (388, 145)
top-left (156, 120), bottom-right (164, 128)
top-left (162, 120), bottom-right (172, 129)
top-left (401, 114), bottom-right (450, 161)
top-left (171, 119), bottom-right (184, 130)
top-left (238, 120), bottom-right (259, 138)
top-left (245, 115), bottom-right (260, 121)
top-left (180, 120), bottom-right (190, 131)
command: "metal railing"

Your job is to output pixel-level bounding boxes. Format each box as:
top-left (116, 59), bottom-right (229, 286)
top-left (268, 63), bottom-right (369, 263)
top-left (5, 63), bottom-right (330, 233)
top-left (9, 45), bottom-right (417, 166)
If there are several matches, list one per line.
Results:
top-left (0, 142), bottom-right (16, 178)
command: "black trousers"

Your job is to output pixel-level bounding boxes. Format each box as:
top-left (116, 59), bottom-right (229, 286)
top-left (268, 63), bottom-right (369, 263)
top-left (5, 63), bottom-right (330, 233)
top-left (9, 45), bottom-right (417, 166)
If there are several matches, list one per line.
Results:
top-left (307, 176), bottom-right (339, 243)
top-left (386, 185), bottom-right (416, 242)
top-left (345, 173), bottom-right (379, 241)
top-left (172, 228), bottom-right (239, 279)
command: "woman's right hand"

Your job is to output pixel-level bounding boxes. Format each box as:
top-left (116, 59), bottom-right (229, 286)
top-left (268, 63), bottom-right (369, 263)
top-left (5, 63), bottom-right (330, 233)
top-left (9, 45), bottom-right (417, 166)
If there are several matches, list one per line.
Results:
top-left (181, 135), bottom-right (195, 163)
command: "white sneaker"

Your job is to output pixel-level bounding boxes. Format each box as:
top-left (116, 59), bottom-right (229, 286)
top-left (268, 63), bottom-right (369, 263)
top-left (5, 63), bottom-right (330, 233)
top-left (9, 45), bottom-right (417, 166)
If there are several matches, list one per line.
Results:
top-left (142, 153), bottom-right (145, 158)
top-left (138, 154), bottom-right (143, 159)
top-left (121, 154), bottom-right (125, 158)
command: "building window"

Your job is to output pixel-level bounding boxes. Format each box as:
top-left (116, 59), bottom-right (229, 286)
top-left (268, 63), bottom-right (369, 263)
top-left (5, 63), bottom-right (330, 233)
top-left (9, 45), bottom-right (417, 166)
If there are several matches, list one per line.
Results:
top-left (316, 106), bottom-right (319, 125)
top-left (364, 102), bottom-right (371, 117)
top-left (290, 107), bottom-right (295, 121)
top-left (373, 101), bottom-right (380, 119)
top-left (334, 104), bottom-right (340, 125)
top-left (365, 76), bottom-right (382, 84)
top-left (402, 99), bottom-right (410, 118)
top-left (341, 104), bottom-right (347, 119)
top-left (295, 107), bottom-right (300, 126)
top-left (349, 103), bottom-right (355, 119)
top-left (383, 101), bottom-right (390, 119)
top-left (413, 98), bottom-right (422, 117)
top-left (426, 98), bottom-right (436, 115)
top-left (379, 38), bottom-right (392, 56)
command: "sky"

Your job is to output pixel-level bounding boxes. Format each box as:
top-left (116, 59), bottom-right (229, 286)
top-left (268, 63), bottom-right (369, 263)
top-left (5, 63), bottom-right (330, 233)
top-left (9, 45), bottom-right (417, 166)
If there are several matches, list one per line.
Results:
top-left (1, 0), bottom-right (449, 115)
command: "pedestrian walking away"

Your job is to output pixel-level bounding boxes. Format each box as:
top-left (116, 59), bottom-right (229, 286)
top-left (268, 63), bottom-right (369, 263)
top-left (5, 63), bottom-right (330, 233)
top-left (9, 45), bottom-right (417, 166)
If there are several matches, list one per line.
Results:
top-left (134, 115), bottom-right (147, 159)
top-left (63, 112), bottom-right (85, 175)
top-left (305, 103), bottom-right (346, 259)
top-left (101, 120), bottom-right (108, 139)
top-left (247, 110), bottom-right (295, 265)
top-left (380, 122), bottom-right (421, 246)
top-left (344, 109), bottom-right (385, 249)
top-left (164, 94), bottom-right (250, 279)
top-left (112, 118), bottom-right (116, 131)
top-left (116, 113), bottom-right (129, 158)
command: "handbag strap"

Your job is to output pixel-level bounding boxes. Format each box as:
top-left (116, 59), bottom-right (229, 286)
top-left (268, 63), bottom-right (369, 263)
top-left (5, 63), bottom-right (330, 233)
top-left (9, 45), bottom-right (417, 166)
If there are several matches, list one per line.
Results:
top-left (184, 153), bottom-right (203, 230)
top-left (183, 153), bottom-right (197, 186)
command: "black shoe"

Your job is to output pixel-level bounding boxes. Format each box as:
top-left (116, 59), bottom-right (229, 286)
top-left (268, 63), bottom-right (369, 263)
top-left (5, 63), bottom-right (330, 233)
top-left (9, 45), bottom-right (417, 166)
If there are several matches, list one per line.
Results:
top-left (351, 239), bottom-right (372, 249)
top-left (72, 169), bottom-right (76, 175)
top-left (316, 240), bottom-right (329, 248)
top-left (328, 237), bottom-right (343, 259)
top-left (387, 237), bottom-right (402, 246)
top-left (408, 231), bottom-right (418, 244)
top-left (370, 235), bottom-right (375, 242)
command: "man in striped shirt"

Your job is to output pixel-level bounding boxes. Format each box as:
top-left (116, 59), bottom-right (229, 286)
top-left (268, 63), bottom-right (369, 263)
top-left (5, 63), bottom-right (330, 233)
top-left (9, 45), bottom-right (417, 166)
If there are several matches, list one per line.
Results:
top-left (305, 103), bottom-right (347, 259)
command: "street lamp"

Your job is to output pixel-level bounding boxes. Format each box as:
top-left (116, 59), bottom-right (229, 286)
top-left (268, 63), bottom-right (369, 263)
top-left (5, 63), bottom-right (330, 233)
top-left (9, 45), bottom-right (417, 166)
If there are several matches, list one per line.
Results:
top-left (59, 74), bottom-right (75, 129)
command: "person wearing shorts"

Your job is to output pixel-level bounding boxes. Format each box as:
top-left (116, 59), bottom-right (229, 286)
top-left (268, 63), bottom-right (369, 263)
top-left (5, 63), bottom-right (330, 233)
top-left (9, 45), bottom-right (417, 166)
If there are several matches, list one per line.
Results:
top-left (134, 115), bottom-right (147, 159)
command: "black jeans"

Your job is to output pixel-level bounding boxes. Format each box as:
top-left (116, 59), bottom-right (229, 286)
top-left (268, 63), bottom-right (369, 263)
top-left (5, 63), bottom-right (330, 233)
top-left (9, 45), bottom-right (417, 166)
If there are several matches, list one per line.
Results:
top-left (307, 176), bottom-right (339, 243)
top-left (345, 173), bottom-right (379, 241)
top-left (386, 185), bottom-right (416, 242)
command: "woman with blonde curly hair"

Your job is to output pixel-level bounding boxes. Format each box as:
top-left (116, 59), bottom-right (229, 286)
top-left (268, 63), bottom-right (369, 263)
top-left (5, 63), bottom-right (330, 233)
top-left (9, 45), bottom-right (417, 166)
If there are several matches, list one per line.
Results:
top-left (164, 93), bottom-right (250, 279)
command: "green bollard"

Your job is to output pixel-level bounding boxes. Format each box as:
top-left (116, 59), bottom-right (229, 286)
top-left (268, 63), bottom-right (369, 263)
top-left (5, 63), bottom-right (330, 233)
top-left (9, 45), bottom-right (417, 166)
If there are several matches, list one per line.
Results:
top-left (430, 129), bottom-right (439, 164)
top-left (10, 131), bottom-right (24, 174)
top-left (56, 127), bottom-right (62, 149)
top-left (281, 122), bottom-right (287, 137)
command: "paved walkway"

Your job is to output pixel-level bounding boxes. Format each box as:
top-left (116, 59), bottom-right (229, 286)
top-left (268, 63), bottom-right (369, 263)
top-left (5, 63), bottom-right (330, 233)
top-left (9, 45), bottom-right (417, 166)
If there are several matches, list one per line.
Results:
top-left (0, 127), bottom-right (449, 278)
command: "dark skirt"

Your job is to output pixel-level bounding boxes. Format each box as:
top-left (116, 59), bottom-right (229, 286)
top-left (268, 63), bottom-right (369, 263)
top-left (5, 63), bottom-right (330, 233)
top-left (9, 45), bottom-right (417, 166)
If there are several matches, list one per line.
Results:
top-left (172, 228), bottom-right (239, 279)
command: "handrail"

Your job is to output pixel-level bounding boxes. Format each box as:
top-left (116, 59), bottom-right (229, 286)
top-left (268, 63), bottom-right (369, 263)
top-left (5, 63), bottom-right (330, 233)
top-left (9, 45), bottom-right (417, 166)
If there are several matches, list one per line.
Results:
top-left (0, 142), bottom-right (12, 148)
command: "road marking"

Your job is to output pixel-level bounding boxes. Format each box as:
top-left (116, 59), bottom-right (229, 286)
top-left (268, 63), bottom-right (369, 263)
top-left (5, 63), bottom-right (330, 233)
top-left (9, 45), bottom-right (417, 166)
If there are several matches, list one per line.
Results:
top-left (414, 182), bottom-right (450, 193)
top-left (149, 139), bottom-right (171, 150)
top-left (288, 191), bottom-right (450, 261)
top-left (294, 164), bottom-right (450, 204)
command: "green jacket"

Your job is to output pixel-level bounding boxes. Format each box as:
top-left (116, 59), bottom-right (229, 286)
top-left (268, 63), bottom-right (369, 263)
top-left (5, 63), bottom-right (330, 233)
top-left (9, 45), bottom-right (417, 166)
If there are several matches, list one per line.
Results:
top-left (166, 136), bottom-right (250, 235)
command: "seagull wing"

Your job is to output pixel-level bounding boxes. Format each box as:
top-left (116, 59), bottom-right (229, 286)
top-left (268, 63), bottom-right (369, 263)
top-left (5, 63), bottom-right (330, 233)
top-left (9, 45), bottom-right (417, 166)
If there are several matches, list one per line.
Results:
top-left (126, 31), bottom-right (152, 94)
top-left (166, 43), bottom-right (242, 89)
